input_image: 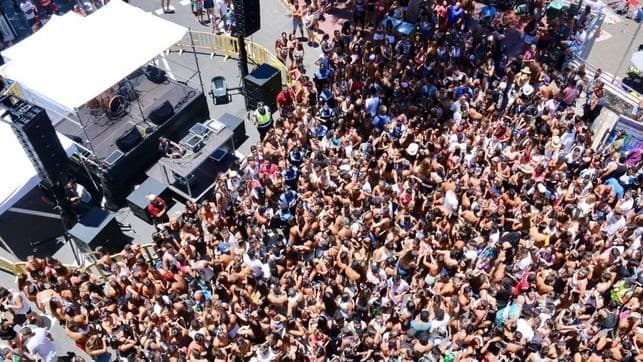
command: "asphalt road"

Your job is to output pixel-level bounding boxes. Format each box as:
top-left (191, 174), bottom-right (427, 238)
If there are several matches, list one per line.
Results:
top-left (586, 11), bottom-right (643, 78)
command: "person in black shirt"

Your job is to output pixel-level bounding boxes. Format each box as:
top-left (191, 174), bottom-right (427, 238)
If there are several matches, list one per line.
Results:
top-left (158, 136), bottom-right (184, 158)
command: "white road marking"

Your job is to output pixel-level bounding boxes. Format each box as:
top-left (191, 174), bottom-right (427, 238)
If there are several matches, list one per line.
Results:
top-left (180, 0), bottom-right (191, 6)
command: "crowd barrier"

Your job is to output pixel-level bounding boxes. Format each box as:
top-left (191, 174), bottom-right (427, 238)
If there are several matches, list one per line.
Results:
top-left (0, 256), bottom-right (24, 276)
top-left (570, 56), bottom-right (641, 112)
top-left (0, 244), bottom-right (158, 282)
top-left (3, 82), bottom-right (24, 99)
top-left (173, 31), bottom-right (292, 85)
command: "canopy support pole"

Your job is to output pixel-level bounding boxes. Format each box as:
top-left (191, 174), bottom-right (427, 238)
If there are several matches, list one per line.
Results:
top-left (74, 108), bottom-right (96, 156)
top-left (188, 29), bottom-right (206, 96)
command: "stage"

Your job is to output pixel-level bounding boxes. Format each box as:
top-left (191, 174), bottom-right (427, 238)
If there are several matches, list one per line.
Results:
top-left (54, 70), bottom-right (201, 162)
top-left (145, 113), bottom-right (247, 203)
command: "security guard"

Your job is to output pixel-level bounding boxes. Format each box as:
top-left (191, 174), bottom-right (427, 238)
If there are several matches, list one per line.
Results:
top-left (252, 102), bottom-right (272, 140)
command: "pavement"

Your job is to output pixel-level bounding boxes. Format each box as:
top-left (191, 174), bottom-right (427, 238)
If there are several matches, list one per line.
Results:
top-left (588, 8), bottom-right (643, 78)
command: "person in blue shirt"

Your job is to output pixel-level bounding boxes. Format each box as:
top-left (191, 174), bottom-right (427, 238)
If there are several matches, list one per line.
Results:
top-left (604, 178), bottom-right (625, 199)
top-left (447, 2), bottom-right (464, 28)
top-left (410, 310), bottom-right (432, 333)
top-left (372, 105), bottom-right (391, 131)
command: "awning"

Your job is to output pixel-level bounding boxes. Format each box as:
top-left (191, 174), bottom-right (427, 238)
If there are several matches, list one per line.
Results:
top-left (0, 1), bottom-right (187, 113)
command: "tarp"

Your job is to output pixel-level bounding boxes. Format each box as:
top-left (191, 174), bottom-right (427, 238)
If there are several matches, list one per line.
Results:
top-left (0, 122), bottom-right (77, 216)
top-left (0, 1), bottom-right (187, 113)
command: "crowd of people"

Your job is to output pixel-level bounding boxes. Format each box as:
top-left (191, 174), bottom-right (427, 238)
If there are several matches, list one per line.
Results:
top-left (1, 0), bottom-right (642, 361)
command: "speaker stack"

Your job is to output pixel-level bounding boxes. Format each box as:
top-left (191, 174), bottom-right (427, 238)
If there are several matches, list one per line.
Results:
top-left (0, 96), bottom-right (69, 187)
top-left (244, 63), bottom-right (282, 112)
top-left (232, 0), bottom-right (260, 37)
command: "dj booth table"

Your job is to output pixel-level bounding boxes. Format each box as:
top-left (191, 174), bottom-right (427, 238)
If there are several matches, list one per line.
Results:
top-left (146, 126), bottom-right (235, 202)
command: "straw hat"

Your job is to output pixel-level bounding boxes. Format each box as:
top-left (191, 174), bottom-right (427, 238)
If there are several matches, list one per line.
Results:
top-left (521, 67), bottom-right (532, 75)
top-left (518, 164), bottom-right (534, 174)
top-left (551, 136), bottom-right (561, 149)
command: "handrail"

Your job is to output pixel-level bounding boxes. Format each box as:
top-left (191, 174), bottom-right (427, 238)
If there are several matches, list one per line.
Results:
top-left (173, 31), bottom-right (292, 86)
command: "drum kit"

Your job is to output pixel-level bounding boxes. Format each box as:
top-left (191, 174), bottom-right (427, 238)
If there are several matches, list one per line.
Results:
top-left (87, 80), bottom-right (138, 120)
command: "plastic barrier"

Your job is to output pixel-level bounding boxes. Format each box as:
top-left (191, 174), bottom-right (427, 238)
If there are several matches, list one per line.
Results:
top-left (0, 256), bottom-right (23, 275)
top-left (173, 31), bottom-right (291, 85)
top-left (0, 244), bottom-right (158, 282)
top-left (3, 82), bottom-right (24, 98)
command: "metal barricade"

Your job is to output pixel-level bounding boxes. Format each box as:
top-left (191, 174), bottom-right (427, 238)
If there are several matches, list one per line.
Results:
top-left (571, 56), bottom-right (641, 112)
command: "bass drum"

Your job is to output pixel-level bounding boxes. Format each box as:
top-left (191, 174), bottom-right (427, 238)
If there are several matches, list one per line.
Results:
top-left (106, 95), bottom-right (128, 119)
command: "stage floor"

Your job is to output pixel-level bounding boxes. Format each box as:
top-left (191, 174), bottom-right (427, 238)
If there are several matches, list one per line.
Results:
top-left (54, 72), bottom-right (199, 162)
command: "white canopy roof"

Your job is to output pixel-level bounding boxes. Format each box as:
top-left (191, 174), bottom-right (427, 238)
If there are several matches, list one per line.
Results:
top-left (0, 122), bottom-right (77, 216)
top-left (0, 1), bottom-right (187, 113)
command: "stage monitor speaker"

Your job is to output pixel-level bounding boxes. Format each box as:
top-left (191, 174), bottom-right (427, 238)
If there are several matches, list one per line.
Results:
top-left (116, 126), bottom-right (143, 153)
top-left (145, 65), bottom-right (167, 84)
top-left (149, 101), bottom-right (175, 125)
top-left (232, 0), bottom-right (260, 37)
top-left (244, 63), bottom-right (282, 112)
top-left (0, 95), bottom-right (69, 186)
top-left (69, 207), bottom-right (127, 254)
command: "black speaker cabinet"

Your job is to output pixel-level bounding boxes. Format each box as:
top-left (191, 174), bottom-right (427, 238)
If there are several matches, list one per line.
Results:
top-left (149, 101), bottom-right (175, 125)
top-left (232, 0), bottom-right (260, 37)
top-left (0, 95), bottom-right (69, 185)
top-left (244, 63), bottom-right (282, 112)
top-left (145, 65), bottom-right (167, 84)
top-left (69, 207), bottom-right (127, 254)
top-left (115, 126), bottom-right (143, 153)
top-left (218, 112), bottom-right (247, 147)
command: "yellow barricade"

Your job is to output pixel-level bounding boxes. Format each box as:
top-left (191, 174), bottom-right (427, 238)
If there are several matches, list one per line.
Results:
top-left (3, 82), bottom-right (24, 98)
top-left (0, 244), bottom-right (158, 284)
top-left (0, 256), bottom-right (22, 275)
top-left (172, 31), bottom-right (291, 85)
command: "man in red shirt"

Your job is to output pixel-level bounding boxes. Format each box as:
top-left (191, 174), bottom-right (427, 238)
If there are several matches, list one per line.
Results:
top-left (146, 194), bottom-right (168, 224)
top-left (276, 85), bottom-right (295, 117)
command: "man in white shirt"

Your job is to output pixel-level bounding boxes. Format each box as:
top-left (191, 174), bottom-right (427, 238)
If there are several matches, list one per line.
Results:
top-left (20, 327), bottom-right (57, 362)
top-left (602, 208), bottom-right (626, 236)
top-left (365, 90), bottom-right (380, 117)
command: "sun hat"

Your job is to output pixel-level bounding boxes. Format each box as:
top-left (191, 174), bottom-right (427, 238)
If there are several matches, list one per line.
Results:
top-left (406, 142), bottom-right (419, 156)
top-left (518, 164), bottom-right (534, 174)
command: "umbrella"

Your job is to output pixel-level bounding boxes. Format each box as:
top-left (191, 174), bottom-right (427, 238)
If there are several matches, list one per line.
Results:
top-left (631, 51), bottom-right (643, 71)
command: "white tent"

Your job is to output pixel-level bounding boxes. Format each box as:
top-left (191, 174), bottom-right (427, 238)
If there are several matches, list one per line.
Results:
top-left (1, 12), bottom-right (84, 63)
top-left (0, 121), bottom-right (77, 216)
top-left (0, 1), bottom-right (187, 116)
